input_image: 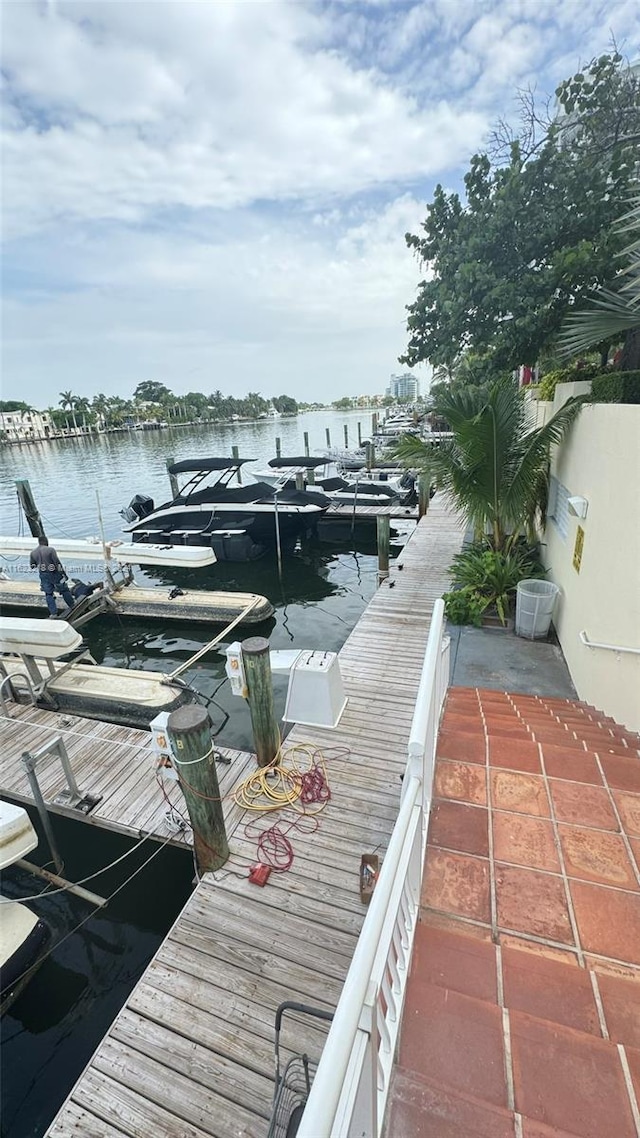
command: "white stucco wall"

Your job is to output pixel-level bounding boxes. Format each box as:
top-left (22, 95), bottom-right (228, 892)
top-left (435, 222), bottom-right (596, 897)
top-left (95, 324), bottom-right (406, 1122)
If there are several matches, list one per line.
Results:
top-left (544, 402), bottom-right (640, 731)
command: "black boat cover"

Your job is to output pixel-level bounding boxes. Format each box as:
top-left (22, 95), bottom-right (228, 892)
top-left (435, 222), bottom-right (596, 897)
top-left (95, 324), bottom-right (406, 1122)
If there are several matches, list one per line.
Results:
top-left (167, 457), bottom-right (255, 474)
top-left (267, 457), bottom-right (326, 468)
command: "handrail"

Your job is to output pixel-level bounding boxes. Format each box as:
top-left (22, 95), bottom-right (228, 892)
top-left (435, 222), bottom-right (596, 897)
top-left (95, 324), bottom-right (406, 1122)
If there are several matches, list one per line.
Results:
top-left (579, 630), bottom-right (640, 656)
top-left (298, 598), bottom-right (448, 1138)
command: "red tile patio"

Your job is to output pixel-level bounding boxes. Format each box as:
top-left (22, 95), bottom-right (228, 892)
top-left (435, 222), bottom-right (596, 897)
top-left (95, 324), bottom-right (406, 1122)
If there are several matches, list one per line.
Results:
top-left (386, 688), bottom-right (640, 1138)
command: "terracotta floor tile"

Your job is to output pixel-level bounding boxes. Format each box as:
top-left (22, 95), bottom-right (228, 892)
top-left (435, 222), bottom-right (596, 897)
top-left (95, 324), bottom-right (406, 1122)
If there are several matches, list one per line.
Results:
top-left (559, 826), bottom-right (638, 890)
top-left (600, 754), bottom-right (640, 793)
top-left (429, 799), bottom-right (489, 857)
top-left (499, 935), bottom-right (580, 967)
top-left (541, 746), bottom-right (603, 785)
top-left (578, 735), bottom-right (631, 756)
top-left (418, 909), bottom-right (494, 944)
top-left (495, 864), bottom-right (573, 944)
top-left (490, 770), bottom-right (550, 817)
top-left (399, 981), bottom-right (507, 1107)
top-left (570, 880), bottom-right (640, 964)
top-left (411, 920), bottom-right (497, 1002)
top-left (529, 726), bottom-right (583, 747)
top-left (613, 790), bottom-right (640, 838)
top-left (434, 758), bottom-right (487, 806)
top-left (596, 971), bottom-right (640, 1048)
top-left (493, 813), bottom-right (560, 872)
top-left (441, 713), bottom-right (483, 735)
top-left (549, 780), bottom-right (619, 831)
top-left (631, 837), bottom-right (640, 869)
top-left (422, 848), bottom-right (491, 923)
top-left (510, 1010), bottom-right (636, 1138)
top-left (521, 1120), bottom-right (588, 1138)
top-left (387, 1067), bottom-right (515, 1138)
top-left (488, 736), bottom-right (541, 773)
top-left (501, 944), bottom-right (599, 1034)
top-left (437, 729), bottom-right (486, 765)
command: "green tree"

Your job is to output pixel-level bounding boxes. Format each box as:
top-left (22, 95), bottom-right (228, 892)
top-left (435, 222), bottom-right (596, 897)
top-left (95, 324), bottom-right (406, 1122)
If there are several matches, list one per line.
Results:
top-left (332, 397), bottom-right (354, 410)
top-left (559, 195), bottom-right (640, 368)
top-left (395, 377), bottom-right (584, 550)
top-left (402, 54), bottom-right (640, 373)
top-left (272, 395), bottom-right (298, 414)
top-left (134, 381), bottom-right (173, 403)
top-left (0, 400), bottom-right (33, 412)
top-left (59, 390), bottom-right (79, 431)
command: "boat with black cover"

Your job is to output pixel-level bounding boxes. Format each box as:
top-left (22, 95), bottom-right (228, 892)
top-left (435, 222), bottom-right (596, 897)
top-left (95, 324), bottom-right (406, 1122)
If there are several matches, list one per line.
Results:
top-left (122, 457), bottom-right (331, 562)
top-left (252, 457), bottom-right (416, 506)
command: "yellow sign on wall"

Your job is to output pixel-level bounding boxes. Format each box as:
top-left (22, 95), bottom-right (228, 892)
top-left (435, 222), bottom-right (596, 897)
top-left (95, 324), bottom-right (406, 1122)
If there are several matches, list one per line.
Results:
top-left (573, 525), bottom-right (585, 573)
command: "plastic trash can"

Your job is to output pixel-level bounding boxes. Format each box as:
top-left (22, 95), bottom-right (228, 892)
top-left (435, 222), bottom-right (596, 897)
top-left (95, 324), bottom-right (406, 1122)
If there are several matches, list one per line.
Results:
top-left (515, 579), bottom-right (560, 640)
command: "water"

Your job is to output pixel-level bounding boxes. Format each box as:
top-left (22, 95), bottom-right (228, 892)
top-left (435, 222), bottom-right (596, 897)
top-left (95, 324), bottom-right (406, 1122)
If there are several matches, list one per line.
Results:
top-left (0, 409), bottom-right (410, 1134)
top-left (1, 809), bottom-right (194, 1138)
top-left (1, 408), bottom-right (411, 750)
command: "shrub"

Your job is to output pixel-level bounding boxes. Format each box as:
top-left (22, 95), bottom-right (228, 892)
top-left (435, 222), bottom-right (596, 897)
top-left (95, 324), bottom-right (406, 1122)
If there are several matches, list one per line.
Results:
top-left (590, 371), bottom-right (640, 404)
top-left (448, 543), bottom-right (547, 625)
top-left (443, 588), bottom-right (487, 627)
top-left (538, 361), bottom-right (602, 402)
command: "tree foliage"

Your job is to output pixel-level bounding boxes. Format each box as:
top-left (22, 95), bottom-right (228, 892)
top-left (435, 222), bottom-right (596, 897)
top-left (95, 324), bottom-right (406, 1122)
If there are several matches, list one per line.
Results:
top-left (402, 54), bottom-right (640, 373)
top-left (394, 376), bottom-right (585, 550)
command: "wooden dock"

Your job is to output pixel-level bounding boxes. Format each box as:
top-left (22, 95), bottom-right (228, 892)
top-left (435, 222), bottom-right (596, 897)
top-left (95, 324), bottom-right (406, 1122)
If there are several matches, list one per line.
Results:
top-left (40, 497), bottom-right (464, 1138)
top-left (0, 706), bottom-right (254, 849)
top-left (323, 500), bottom-right (418, 521)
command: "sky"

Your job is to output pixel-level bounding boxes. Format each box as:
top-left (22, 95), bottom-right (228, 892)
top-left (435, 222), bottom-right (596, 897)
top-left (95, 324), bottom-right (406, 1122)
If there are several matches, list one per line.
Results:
top-left (2, 1), bottom-right (639, 408)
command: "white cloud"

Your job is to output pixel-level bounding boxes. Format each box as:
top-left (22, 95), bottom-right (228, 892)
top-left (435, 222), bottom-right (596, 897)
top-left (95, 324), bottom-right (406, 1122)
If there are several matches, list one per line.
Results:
top-left (2, 0), bottom-right (639, 406)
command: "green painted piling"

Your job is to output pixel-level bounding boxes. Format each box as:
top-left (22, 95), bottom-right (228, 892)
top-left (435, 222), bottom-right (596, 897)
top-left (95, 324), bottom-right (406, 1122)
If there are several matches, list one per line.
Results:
top-left (167, 704), bottom-right (229, 873)
top-left (15, 480), bottom-right (46, 540)
top-left (241, 637), bottom-right (280, 768)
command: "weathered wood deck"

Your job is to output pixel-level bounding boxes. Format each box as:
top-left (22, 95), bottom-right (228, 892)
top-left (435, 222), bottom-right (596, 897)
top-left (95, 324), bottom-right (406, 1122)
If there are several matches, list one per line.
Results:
top-left (0, 706), bottom-right (254, 849)
top-left (323, 500), bottom-right (418, 520)
top-left (44, 496), bottom-right (464, 1138)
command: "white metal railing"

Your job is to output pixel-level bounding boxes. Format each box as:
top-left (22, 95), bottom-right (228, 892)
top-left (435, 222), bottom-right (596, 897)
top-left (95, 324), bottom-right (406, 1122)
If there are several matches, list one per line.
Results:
top-left (298, 598), bottom-right (450, 1138)
top-left (579, 630), bottom-right (640, 656)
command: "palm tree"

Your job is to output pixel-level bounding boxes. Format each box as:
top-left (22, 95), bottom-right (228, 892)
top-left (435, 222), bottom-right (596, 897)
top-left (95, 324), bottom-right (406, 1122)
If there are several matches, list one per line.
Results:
top-left (75, 396), bottom-right (91, 431)
top-left (559, 196), bottom-right (640, 369)
top-left (395, 376), bottom-right (584, 550)
top-left (59, 390), bottom-right (79, 432)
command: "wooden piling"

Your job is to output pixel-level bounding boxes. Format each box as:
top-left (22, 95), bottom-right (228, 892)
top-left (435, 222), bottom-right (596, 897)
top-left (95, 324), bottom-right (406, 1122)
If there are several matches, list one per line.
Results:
top-left (167, 704), bottom-right (229, 873)
top-left (372, 412), bottom-right (378, 434)
top-left (357, 421), bottom-right (362, 447)
top-left (418, 472), bottom-right (431, 519)
top-left (166, 457), bottom-right (179, 500)
top-left (343, 424), bottom-right (348, 448)
top-left (15, 480), bottom-right (46, 540)
top-left (275, 436), bottom-right (282, 458)
top-left (295, 471), bottom-right (305, 493)
top-left (241, 637), bottom-right (280, 768)
top-left (303, 431), bottom-right (310, 457)
top-left (377, 515), bottom-right (390, 581)
top-left (306, 467), bottom-right (315, 485)
top-left (325, 428), bottom-right (331, 447)
top-left (365, 441), bottom-right (374, 472)
top-left (232, 444), bottom-right (242, 483)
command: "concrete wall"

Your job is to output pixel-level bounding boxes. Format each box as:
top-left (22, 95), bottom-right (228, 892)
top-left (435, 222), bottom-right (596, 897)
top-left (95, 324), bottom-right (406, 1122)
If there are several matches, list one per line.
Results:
top-left (543, 402), bottom-right (640, 731)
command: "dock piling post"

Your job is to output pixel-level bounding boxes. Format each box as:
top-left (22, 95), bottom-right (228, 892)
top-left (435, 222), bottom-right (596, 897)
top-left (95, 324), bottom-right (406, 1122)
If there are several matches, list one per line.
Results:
top-left (241, 637), bottom-right (280, 768)
top-left (166, 457), bottom-right (179, 499)
top-left (295, 472), bottom-right (305, 493)
top-left (303, 431), bottom-right (310, 457)
top-left (306, 467), bottom-right (315, 485)
top-left (275, 436), bottom-right (282, 458)
top-left (325, 428), bottom-right (331, 448)
top-left (232, 445), bottom-right (242, 483)
top-left (372, 412), bottom-right (378, 435)
top-left (167, 704), bottom-right (229, 873)
top-left (15, 480), bottom-right (46, 540)
top-left (418, 472), bottom-right (431, 519)
top-left (343, 424), bottom-right (348, 448)
top-left (377, 515), bottom-right (390, 581)
top-left (365, 441), bottom-right (374, 472)
top-left (357, 421), bottom-right (362, 447)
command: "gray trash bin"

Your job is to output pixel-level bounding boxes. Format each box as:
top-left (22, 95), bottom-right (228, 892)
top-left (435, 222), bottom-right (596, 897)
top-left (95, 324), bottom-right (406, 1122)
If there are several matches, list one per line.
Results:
top-left (515, 579), bottom-right (560, 640)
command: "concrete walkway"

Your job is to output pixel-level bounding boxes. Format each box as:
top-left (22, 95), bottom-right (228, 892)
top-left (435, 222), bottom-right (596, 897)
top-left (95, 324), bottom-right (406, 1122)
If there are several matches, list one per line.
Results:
top-left (448, 624), bottom-right (577, 699)
top-left (387, 687), bottom-right (640, 1138)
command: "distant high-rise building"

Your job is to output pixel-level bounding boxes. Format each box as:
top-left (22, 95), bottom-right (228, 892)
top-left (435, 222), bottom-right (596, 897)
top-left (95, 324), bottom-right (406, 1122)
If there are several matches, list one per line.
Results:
top-left (386, 372), bottom-right (419, 401)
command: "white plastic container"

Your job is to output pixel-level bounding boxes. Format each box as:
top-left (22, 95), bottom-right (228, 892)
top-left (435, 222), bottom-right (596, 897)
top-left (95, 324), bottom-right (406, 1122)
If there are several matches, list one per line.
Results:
top-left (515, 580), bottom-right (560, 640)
top-left (283, 651), bottom-right (347, 729)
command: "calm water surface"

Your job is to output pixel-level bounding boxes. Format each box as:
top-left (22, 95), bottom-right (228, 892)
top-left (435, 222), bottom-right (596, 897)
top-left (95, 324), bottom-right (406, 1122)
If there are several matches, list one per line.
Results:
top-left (0, 410), bottom-right (411, 1135)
